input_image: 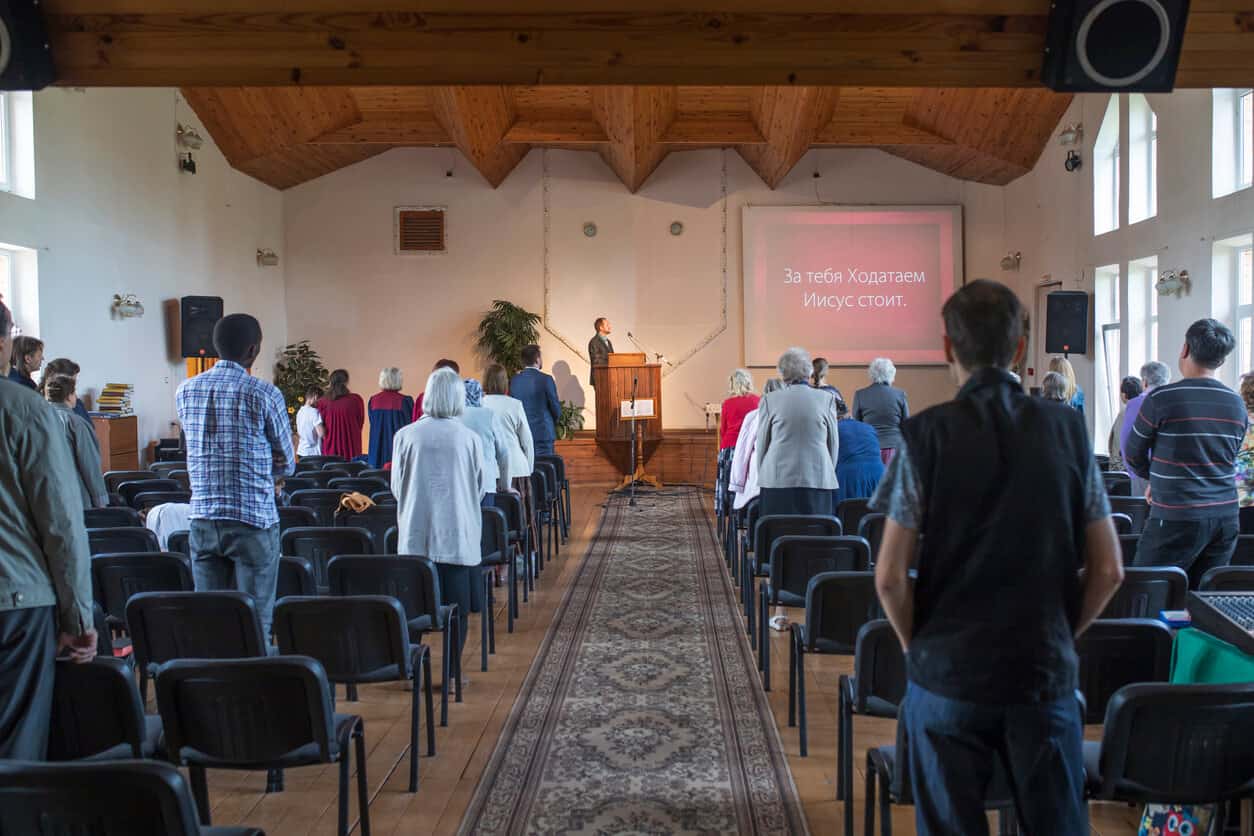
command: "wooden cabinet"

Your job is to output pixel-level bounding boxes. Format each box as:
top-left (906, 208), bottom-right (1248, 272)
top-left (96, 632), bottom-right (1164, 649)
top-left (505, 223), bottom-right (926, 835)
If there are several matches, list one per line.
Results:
top-left (91, 415), bottom-right (139, 472)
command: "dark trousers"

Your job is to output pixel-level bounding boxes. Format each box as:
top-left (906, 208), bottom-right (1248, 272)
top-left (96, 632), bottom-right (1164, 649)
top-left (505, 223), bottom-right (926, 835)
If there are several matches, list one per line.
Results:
top-left (190, 520), bottom-right (281, 639)
top-left (902, 682), bottom-right (1086, 836)
top-left (0, 605), bottom-right (56, 760)
top-left (436, 563), bottom-right (474, 657)
top-left (758, 486), bottom-right (836, 518)
top-left (1134, 516), bottom-right (1239, 588)
top-left (534, 439), bottom-right (555, 457)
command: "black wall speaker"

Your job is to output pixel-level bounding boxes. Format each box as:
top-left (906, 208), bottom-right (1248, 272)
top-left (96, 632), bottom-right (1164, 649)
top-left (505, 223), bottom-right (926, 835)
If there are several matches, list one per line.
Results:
top-left (0, 0), bottom-right (56, 91)
top-left (180, 296), bottom-right (224, 359)
top-left (1045, 291), bottom-right (1090, 356)
top-left (1042, 0), bottom-right (1191, 92)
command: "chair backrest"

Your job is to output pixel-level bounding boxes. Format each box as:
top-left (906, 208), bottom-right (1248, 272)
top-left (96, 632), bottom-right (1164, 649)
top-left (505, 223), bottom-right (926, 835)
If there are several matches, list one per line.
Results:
top-left (857, 513), bottom-right (886, 563)
top-left (371, 490), bottom-right (397, 506)
top-left (1117, 534), bottom-right (1139, 565)
top-left (289, 489), bottom-right (348, 526)
top-left (273, 595), bottom-right (412, 683)
top-left (0, 760), bottom-right (208, 836)
top-left (92, 553), bottom-right (195, 624)
top-left (149, 462), bottom-right (184, 478)
top-left (278, 556), bottom-right (318, 598)
top-left (337, 505), bottom-right (398, 550)
top-left (156, 656), bottom-right (335, 768)
top-left (125, 591), bottom-right (266, 672)
top-left (384, 525), bottom-right (399, 555)
top-left (1111, 513), bottom-right (1134, 535)
top-left (117, 479), bottom-right (181, 508)
top-left (494, 491), bottom-right (525, 536)
top-left (1075, 619), bottom-right (1173, 725)
top-left (167, 530), bottom-right (191, 557)
top-left (278, 504), bottom-right (319, 534)
top-left (85, 506), bottom-right (141, 529)
top-left (1100, 566), bottom-right (1188, 618)
top-left (328, 555), bottom-right (442, 624)
top-left (328, 476), bottom-right (390, 495)
top-left (803, 571), bottom-right (879, 653)
top-left (534, 461), bottom-right (558, 504)
top-left (1097, 682), bottom-right (1254, 803)
top-left (742, 497), bottom-right (760, 541)
top-left (481, 506), bottom-right (509, 565)
top-left (282, 476), bottom-right (318, 493)
top-left (1230, 534), bottom-right (1254, 567)
top-left (1102, 472), bottom-right (1132, 497)
top-left (281, 526), bottom-right (375, 590)
top-left (300, 470), bottom-right (337, 488)
top-left (769, 535), bottom-right (870, 600)
top-left (294, 455), bottom-right (346, 472)
top-left (535, 453), bottom-right (566, 484)
top-left (359, 468), bottom-right (392, 484)
top-left (836, 498), bottom-right (871, 538)
top-left (1241, 505), bottom-right (1254, 535)
top-left (1199, 565), bottom-right (1254, 591)
top-left (529, 470), bottom-right (552, 505)
top-left (104, 470), bottom-right (162, 494)
top-left (133, 491), bottom-right (193, 513)
top-left (753, 514), bottom-right (842, 562)
top-left (852, 619), bottom-right (908, 713)
top-left (1108, 497), bottom-right (1149, 532)
top-left (168, 471), bottom-right (191, 492)
top-left (48, 657), bottom-right (148, 761)
top-left (88, 526), bottom-right (160, 556)
top-left (325, 460), bottom-right (368, 476)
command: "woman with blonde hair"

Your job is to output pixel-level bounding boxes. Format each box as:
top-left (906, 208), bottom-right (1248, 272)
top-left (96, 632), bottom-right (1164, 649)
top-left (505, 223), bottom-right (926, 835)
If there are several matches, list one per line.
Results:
top-left (1048, 356), bottom-right (1085, 416)
top-left (367, 367), bottom-right (414, 468)
top-left (717, 368), bottom-right (760, 520)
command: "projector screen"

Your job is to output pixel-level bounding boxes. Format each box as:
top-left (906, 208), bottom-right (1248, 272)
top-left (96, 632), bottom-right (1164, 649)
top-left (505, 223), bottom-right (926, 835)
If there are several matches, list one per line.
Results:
top-left (743, 205), bottom-right (963, 367)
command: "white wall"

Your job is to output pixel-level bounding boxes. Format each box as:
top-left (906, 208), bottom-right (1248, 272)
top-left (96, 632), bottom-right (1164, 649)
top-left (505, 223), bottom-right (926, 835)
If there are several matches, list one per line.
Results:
top-left (283, 146), bottom-right (1008, 430)
top-left (0, 88), bottom-right (286, 455)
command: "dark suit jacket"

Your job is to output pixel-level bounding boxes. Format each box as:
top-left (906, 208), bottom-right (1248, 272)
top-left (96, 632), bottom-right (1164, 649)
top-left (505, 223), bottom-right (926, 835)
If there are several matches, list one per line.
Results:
top-left (588, 335), bottom-right (613, 386)
top-left (510, 368), bottom-right (562, 444)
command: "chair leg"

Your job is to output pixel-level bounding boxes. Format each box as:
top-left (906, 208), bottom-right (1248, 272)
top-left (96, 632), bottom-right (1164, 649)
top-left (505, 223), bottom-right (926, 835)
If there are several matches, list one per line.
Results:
top-left (355, 724), bottom-right (371, 836)
top-left (338, 744), bottom-right (350, 836)
top-left (440, 629), bottom-right (450, 726)
top-left (842, 693), bottom-right (853, 836)
top-left (747, 575), bottom-right (757, 649)
top-left (190, 765), bottom-right (211, 825)
top-left (480, 574), bottom-right (490, 673)
top-left (139, 670), bottom-right (149, 707)
top-left (519, 543), bottom-right (530, 603)
top-left (879, 763), bottom-right (892, 836)
top-left (787, 632), bottom-right (797, 728)
top-left (864, 754), bottom-right (876, 836)
top-left (488, 577), bottom-right (496, 654)
top-left (760, 592), bottom-right (772, 690)
top-left (454, 620), bottom-right (464, 703)
top-left (797, 642), bottom-right (808, 758)
top-left (507, 553), bottom-right (517, 633)
top-left (409, 667), bottom-right (420, 792)
top-left (346, 683), bottom-right (359, 702)
top-left (265, 767), bottom-right (284, 793)
top-left (422, 651), bottom-right (436, 756)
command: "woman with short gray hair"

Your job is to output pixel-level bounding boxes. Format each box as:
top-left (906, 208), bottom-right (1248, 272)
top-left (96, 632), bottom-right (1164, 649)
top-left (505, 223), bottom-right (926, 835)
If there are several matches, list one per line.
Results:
top-left (853, 357), bottom-right (910, 464)
top-left (368, 366), bottom-right (414, 468)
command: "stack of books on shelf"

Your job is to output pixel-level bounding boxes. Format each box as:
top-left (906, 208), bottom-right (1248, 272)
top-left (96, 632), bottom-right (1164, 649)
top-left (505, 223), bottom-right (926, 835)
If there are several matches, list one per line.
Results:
top-left (92, 383), bottom-right (134, 417)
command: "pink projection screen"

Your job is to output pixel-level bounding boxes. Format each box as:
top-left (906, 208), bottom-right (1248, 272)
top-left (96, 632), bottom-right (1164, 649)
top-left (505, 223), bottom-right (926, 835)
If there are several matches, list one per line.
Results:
top-left (743, 205), bottom-right (963, 367)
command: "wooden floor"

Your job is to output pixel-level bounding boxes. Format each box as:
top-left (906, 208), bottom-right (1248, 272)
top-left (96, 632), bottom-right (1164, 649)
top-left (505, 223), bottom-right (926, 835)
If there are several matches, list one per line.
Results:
top-left (198, 485), bottom-right (1141, 835)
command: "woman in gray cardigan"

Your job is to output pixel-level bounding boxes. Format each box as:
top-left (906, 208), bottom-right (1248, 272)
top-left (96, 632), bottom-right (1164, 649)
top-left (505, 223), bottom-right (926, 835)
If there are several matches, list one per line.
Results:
top-left (852, 357), bottom-right (910, 464)
top-left (43, 374), bottom-right (108, 509)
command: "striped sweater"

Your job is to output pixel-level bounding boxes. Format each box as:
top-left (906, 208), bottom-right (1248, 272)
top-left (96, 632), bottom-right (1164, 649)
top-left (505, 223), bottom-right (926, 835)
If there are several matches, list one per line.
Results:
top-left (1125, 377), bottom-right (1248, 520)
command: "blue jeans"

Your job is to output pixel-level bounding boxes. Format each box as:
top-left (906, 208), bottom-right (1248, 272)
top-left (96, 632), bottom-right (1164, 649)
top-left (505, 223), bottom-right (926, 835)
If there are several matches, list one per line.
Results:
top-left (534, 439), bottom-right (555, 457)
top-left (190, 520), bottom-right (281, 639)
top-left (902, 682), bottom-right (1086, 836)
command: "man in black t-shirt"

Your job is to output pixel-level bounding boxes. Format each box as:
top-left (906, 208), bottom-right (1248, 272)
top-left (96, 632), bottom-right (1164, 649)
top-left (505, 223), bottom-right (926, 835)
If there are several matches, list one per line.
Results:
top-left (870, 280), bottom-right (1124, 835)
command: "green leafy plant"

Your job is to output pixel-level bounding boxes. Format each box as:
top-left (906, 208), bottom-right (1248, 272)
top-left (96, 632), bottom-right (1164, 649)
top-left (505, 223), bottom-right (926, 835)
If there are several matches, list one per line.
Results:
top-left (556, 400), bottom-right (585, 440)
top-left (273, 340), bottom-right (329, 430)
top-left (476, 300), bottom-right (541, 378)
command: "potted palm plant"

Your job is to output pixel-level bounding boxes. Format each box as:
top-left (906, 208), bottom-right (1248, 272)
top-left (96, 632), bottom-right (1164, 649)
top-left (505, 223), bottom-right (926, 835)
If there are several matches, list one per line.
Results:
top-left (476, 300), bottom-right (541, 377)
top-left (273, 340), bottom-right (329, 430)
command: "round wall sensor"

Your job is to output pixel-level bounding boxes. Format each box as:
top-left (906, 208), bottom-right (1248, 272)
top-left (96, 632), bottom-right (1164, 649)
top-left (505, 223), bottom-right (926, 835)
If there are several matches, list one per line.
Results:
top-left (583, 222), bottom-right (597, 238)
top-left (670, 221), bottom-right (684, 236)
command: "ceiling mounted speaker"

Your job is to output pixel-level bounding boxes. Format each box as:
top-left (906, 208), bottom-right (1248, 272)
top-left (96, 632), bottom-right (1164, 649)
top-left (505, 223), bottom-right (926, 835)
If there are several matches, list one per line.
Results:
top-left (0, 0), bottom-right (56, 91)
top-left (1042, 0), bottom-right (1190, 92)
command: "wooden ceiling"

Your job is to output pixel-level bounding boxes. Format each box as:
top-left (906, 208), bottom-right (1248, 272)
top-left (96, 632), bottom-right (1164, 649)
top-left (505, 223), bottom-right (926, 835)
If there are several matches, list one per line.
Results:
top-left (182, 85), bottom-right (1074, 190)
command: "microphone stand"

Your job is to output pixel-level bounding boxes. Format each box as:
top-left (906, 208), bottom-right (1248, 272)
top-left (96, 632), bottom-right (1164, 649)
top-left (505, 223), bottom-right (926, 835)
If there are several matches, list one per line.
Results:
top-left (629, 374), bottom-right (638, 507)
top-left (626, 331), bottom-right (670, 366)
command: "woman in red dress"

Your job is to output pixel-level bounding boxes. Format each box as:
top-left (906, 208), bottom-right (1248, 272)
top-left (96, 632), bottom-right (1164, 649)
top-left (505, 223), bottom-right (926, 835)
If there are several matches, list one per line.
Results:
top-left (319, 368), bottom-right (365, 460)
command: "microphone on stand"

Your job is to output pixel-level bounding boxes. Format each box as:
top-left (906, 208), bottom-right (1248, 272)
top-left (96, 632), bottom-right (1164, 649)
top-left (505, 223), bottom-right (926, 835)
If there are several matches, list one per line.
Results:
top-left (626, 331), bottom-right (672, 366)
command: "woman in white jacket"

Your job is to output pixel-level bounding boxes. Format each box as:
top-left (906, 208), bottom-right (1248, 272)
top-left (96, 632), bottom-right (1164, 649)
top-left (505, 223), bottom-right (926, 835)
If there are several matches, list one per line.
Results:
top-left (481, 363), bottom-right (535, 484)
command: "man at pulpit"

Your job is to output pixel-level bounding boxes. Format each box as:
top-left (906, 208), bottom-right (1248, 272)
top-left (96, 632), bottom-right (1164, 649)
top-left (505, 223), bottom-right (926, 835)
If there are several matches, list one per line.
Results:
top-left (587, 317), bottom-right (614, 386)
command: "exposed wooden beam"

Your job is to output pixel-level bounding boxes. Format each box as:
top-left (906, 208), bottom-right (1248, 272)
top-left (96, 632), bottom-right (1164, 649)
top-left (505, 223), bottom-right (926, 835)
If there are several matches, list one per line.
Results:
top-left (181, 86), bottom-right (360, 166)
top-left (902, 87), bottom-right (1071, 172)
top-left (503, 119), bottom-right (608, 145)
top-left (738, 87), bottom-right (839, 188)
top-left (309, 113), bottom-right (449, 144)
top-left (591, 86), bottom-right (676, 192)
top-left (236, 144), bottom-right (394, 190)
top-left (431, 86), bottom-right (528, 187)
top-left (663, 118), bottom-right (765, 145)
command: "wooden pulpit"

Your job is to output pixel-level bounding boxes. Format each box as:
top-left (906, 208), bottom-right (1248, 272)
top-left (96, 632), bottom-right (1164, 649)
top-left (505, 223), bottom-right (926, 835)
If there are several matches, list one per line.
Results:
top-left (592, 352), bottom-right (663, 487)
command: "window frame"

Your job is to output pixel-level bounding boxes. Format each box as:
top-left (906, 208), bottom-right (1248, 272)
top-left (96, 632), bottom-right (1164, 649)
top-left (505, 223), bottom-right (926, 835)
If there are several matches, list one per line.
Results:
top-left (1240, 88), bottom-right (1253, 191)
top-left (0, 91), bottom-right (10, 194)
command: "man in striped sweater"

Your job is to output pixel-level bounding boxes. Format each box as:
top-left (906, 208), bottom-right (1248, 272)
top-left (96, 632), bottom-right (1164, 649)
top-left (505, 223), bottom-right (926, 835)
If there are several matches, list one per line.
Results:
top-left (1125, 318), bottom-right (1248, 586)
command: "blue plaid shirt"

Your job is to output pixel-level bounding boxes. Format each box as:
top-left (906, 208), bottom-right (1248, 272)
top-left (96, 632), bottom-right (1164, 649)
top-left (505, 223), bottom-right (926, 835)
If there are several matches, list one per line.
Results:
top-left (176, 361), bottom-right (295, 529)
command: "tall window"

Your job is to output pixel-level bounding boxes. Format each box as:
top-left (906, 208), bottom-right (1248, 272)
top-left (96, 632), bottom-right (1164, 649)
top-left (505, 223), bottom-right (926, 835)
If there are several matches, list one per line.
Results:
top-left (1243, 89), bottom-right (1254, 190)
top-left (0, 248), bottom-right (11, 309)
top-left (1095, 264), bottom-right (1122, 453)
top-left (0, 92), bottom-right (10, 194)
top-left (1212, 233), bottom-right (1254, 384)
top-left (1240, 245), bottom-right (1253, 377)
top-left (1094, 97), bottom-right (1120, 235)
top-left (1128, 95), bottom-right (1157, 224)
top-left (1213, 88), bottom-right (1254, 198)
top-left (1127, 256), bottom-right (1158, 375)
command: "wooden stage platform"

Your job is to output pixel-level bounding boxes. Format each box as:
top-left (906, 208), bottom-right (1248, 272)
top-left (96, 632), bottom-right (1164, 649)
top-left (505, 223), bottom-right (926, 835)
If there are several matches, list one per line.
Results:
top-left (556, 429), bottom-right (719, 488)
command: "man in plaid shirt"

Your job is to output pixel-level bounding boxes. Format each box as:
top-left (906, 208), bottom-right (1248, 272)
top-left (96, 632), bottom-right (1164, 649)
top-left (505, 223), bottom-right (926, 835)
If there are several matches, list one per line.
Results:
top-left (176, 313), bottom-right (294, 637)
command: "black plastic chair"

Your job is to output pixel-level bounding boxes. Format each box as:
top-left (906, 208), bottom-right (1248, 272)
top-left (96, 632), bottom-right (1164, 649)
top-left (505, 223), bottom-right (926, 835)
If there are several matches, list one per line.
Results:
top-left (788, 572), bottom-right (879, 763)
top-left (290, 488), bottom-right (348, 526)
top-left (337, 505), bottom-right (398, 554)
top-left (857, 513), bottom-right (886, 566)
top-left (281, 526), bottom-right (374, 592)
top-left (282, 476), bottom-right (318, 493)
top-left (533, 463), bottom-right (561, 562)
top-left (92, 552), bottom-right (195, 630)
top-left (149, 462), bottom-right (184, 478)
top-left (1108, 497), bottom-right (1149, 532)
top-left (328, 555), bottom-right (462, 726)
top-left (300, 470), bottom-right (338, 488)
top-left (1118, 534), bottom-right (1139, 565)
top-left (1102, 472), bottom-right (1132, 497)
top-left (1200, 565), bottom-right (1254, 591)
top-left (1111, 512), bottom-right (1134, 534)
top-left (1084, 683), bottom-right (1254, 810)
top-left (105, 470), bottom-right (163, 494)
top-left (746, 515), bottom-right (842, 648)
top-left (359, 468), bottom-right (391, 485)
top-left (1100, 566), bottom-right (1188, 618)
top-left (273, 596), bottom-right (434, 791)
top-left (156, 656), bottom-right (370, 836)
top-left (759, 535), bottom-right (870, 690)
top-left (324, 460), bottom-right (368, 477)
top-left (328, 476), bottom-right (390, 495)
top-left (294, 455), bottom-right (346, 472)
top-left (1075, 619), bottom-right (1173, 725)
top-left (277, 556), bottom-right (318, 599)
top-left (278, 504), bottom-right (319, 534)
top-left (384, 525), bottom-right (399, 555)
top-left (478, 507), bottom-right (515, 671)
top-left (0, 760), bottom-right (262, 836)
top-left (89, 526), bottom-right (160, 556)
top-left (535, 454), bottom-right (570, 541)
top-left (836, 498), bottom-right (872, 540)
top-left (371, 490), bottom-right (396, 506)
top-left (169, 470), bottom-right (191, 492)
top-left (494, 490), bottom-right (533, 600)
top-left (86, 506), bottom-right (142, 529)
top-left (48, 656), bottom-right (161, 761)
top-left (118, 479), bottom-right (181, 508)
top-left (836, 620), bottom-right (906, 836)
top-left (167, 530), bottom-right (191, 558)
top-left (1241, 505), bottom-right (1254, 535)
top-left (734, 498), bottom-right (761, 591)
top-left (134, 491), bottom-right (193, 514)
top-left (1230, 534), bottom-right (1254, 567)
top-left (125, 590), bottom-right (267, 704)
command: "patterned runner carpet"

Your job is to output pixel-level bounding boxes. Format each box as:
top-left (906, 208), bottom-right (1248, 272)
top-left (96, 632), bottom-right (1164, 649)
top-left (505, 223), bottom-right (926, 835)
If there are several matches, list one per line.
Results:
top-left (460, 487), bottom-right (808, 835)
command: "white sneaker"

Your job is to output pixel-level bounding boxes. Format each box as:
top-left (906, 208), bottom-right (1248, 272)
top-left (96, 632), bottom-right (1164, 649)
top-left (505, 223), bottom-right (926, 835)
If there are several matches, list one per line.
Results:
top-left (769, 614), bottom-right (789, 632)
